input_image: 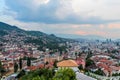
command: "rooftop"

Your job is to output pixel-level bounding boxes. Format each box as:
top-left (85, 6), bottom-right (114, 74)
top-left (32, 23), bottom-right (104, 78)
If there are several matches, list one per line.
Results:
top-left (57, 59), bottom-right (78, 67)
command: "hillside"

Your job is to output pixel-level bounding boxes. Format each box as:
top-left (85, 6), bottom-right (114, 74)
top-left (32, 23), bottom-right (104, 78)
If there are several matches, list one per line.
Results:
top-left (0, 22), bottom-right (19, 31)
top-left (0, 22), bottom-right (74, 51)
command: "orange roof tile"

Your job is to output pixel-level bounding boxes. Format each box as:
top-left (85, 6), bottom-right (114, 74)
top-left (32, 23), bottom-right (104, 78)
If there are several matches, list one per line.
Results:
top-left (57, 60), bottom-right (78, 67)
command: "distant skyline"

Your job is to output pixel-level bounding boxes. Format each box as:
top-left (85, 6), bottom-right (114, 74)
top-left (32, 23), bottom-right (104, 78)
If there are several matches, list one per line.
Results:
top-left (0, 0), bottom-right (120, 39)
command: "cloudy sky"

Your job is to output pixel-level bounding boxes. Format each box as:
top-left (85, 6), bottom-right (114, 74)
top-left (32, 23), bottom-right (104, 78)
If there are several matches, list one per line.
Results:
top-left (0, 0), bottom-right (120, 39)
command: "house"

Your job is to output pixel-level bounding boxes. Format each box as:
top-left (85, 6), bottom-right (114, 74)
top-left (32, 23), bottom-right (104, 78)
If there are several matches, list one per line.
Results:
top-left (110, 66), bottom-right (120, 74)
top-left (75, 58), bottom-right (85, 69)
top-left (25, 66), bottom-right (37, 71)
top-left (0, 52), bottom-right (3, 57)
top-left (57, 59), bottom-right (78, 69)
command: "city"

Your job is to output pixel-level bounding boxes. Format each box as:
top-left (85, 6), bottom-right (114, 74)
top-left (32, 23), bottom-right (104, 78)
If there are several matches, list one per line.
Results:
top-left (0, 0), bottom-right (120, 80)
top-left (0, 23), bottom-right (120, 80)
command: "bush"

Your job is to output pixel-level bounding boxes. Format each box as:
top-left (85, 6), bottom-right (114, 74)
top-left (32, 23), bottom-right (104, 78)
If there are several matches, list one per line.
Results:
top-left (21, 68), bottom-right (77, 80)
top-left (16, 70), bottom-right (25, 78)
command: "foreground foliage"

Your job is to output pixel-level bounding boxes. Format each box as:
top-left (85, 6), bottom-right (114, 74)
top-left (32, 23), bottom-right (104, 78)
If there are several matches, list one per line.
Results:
top-left (20, 68), bottom-right (76, 80)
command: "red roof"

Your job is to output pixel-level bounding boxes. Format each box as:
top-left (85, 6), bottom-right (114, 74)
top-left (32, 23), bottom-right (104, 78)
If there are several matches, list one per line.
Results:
top-left (27, 66), bottom-right (37, 71)
top-left (37, 64), bottom-right (44, 69)
top-left (75, 58), bottom-right (85, 65)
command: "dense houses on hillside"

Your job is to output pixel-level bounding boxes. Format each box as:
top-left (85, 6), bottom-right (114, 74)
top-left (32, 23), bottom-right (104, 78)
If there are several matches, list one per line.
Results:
top-left (0, 39), bottom-right (120, 80)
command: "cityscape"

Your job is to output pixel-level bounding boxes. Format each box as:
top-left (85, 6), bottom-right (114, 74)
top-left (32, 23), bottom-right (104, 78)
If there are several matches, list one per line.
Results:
top-left (0, 0), bottom-right (120, 80)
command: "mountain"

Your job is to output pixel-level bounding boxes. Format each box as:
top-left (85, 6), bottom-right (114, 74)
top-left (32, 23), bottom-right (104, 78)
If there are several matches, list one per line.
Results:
top-left (0, 22), bottom-right (74, 51)
top-left (0, 22), bottom-right (25, 36)
top-left (0, 22), bottom-right (19, 31)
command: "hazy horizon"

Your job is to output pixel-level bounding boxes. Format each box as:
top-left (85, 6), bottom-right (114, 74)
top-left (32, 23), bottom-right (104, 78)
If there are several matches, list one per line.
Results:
top-left (0, 0), bottom-right (120, 39)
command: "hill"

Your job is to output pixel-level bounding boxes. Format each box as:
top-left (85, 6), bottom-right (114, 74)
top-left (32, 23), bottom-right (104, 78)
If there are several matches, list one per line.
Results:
top-left (0, 22), bottom-right (74, 51)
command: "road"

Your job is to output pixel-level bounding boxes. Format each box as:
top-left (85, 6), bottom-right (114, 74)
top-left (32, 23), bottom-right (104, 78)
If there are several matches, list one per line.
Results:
top-left (76, 72), bottom-right (97, 80)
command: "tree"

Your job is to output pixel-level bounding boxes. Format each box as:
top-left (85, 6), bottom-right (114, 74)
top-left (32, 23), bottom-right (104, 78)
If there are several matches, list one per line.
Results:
top-left (53, 60), bottom-right (58, 68)
top-left (32, 76), bottom-right (41, 80)
top-left (75, 52), bottom-right (77, 59)
top-left (14, 62), bottom-right (18, 73)
top-left (78, 65), bottom-right (83, 70)
top-left (0, 60), bottom-right (2, 78)
top-left (78, 52), bottom-right (81, 57)
top-left (0, 61), bottom-right (2, 74)
top-left (94, 68), bottom-right (104, 76)
top-left (27, 57), bottom-right (31, 67)
top-left (45, 61), bottom-right (49, 65)
top-left (16, 70), bottom-right (25, 78)
top-left (54, 68), bottom-right (77, 80)
top-left (0, 61), bottom-right (5, 78)
top-left (21, 68), bottom-right (54, 80)
top-left (86, 51), bottom-right (92, 60)
top-left (86, 59), bottom-right (94, 67)
top-left (21, 68), bottom-right (77, 80)
top-left (19, 58), bottom-right (22, 70)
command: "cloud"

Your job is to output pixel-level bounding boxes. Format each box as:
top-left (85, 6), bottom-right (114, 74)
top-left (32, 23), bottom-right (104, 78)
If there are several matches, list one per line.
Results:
top-left (4, 0), bottom-right (59, 23)
top-left (4, 0), bottom-right (120, 24)
top-left (0, 0), bottom-right (120, 39)
top-left (0, 13), bottom-right (120, 39)
top-left (108, 23), bottom-right (120, 29)
top-left (71, 0), bottom-right (120, 20)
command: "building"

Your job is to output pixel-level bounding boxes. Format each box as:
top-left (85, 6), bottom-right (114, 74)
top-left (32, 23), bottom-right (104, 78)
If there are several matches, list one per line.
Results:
top-left (57, 59), bottom-right (78, 69)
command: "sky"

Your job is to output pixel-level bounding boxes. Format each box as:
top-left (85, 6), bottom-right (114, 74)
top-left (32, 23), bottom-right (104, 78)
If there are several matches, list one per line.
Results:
top-left (0, 0), bottom-right (120, 39)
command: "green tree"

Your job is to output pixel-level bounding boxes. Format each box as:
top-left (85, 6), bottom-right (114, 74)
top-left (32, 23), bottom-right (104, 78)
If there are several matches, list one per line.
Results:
top-left (16, 70), bottom-right (25, 78)
top-left (14, 62), bottom-right (18, 73)
top-left (45, 61), bottom-right (49, 65)
top-left (94, 68), bottom-right (104, 76)
top-left (78, 52), bottom-right (81, 57)
top-left (0, 60), bottom-right (3, 78)
top-left (21, 68), bottom-right (54, 80)
top-left (27, 57), bottom-right (31, 67)
top-left (20, 68), bottom-right (77, 80)
top-left (32, 76), bottom-right (41, 80)
top-left (86, 51), bottom-right (92, 60)
top-left (54, 68), bottom-right (76, 80)
top-left (75, 52), bottom-right (77, 59)
top-left (19, 58), bottom-right (22, 70)
top-left (86, 59), bottom-right (94, 67)
top-left (78, 65), bottom-right (83, 70)
top-left (53, 60), bottom-right (58, 68)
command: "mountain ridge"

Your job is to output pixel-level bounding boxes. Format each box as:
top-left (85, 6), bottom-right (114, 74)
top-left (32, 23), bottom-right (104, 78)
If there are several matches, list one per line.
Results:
top-left (0, 22), bottom-right (75, 51)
